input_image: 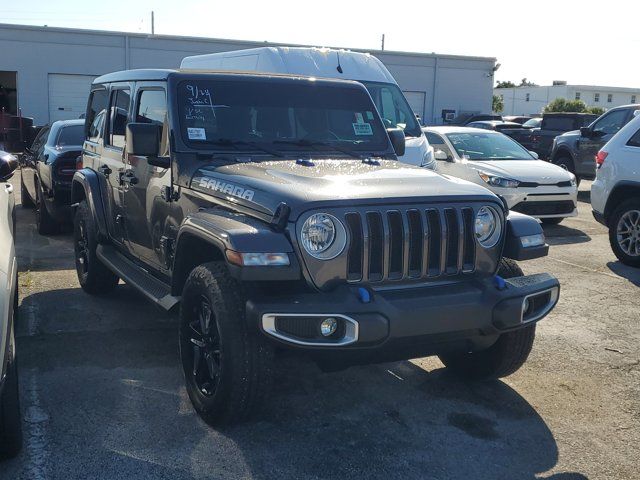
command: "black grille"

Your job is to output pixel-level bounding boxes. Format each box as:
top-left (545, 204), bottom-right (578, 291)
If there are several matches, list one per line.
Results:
top-left (345, 207), bottom-right (476, 283)
top-left (511, 201), bottom-right (575, 216)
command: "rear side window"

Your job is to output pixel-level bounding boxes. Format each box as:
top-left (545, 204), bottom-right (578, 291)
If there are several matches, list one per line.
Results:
top-left (627, 128), bottom-right (640, 148)
top-left (107, 89), bottom-right (131, 149)
top-left (136, 89), bottom-right (169, 156)
top-left (86, 89), bottom-right (108, 142)
top-left (56, 125), bottom-right (85, 147)
top-left (542, 117), bottom-right (575, 131)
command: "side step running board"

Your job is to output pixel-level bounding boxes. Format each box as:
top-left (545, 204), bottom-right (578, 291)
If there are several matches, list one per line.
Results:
top-left (97, 245), bottom-right (180, 311)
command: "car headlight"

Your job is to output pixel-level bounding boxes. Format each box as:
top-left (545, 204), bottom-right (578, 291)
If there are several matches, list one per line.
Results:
top-left (569, 174), bottom-right (577, 187)
top-left (478, 172), bottom-right (520, 188)
top-left (475, 206), bottom-right (502, 248)
top-left (300, 213), bottom-right (347, 259)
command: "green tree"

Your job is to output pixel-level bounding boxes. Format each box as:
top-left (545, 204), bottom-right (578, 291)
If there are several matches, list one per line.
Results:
top-left (492, 94), bottom-right (504, 113)
top-left (495, 80), bottom-right (516, 88)
top-left (589, 106), bottom-right (605, 115)
top-left (543, 98), bottom-right (589, 113)
top-left (519, 78), bottom-right (538, 87)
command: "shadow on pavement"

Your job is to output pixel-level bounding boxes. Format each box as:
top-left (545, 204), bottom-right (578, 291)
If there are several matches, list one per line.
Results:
top-left (607, 261), bottom-right (640, 287)
top-left (577, 189), bottom-right (591, 204)
top-left (10, 286), bottom-right (590, 479)
top-left (542, 223), bottom-right (591, 246)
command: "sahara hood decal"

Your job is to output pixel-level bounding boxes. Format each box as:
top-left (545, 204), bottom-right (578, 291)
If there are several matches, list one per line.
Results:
top-left (196, 176), bottom-right (255, 201)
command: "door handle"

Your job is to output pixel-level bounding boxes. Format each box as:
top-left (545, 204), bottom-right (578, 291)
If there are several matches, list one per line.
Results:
top-left (98, 164), bottom-right (112, 175)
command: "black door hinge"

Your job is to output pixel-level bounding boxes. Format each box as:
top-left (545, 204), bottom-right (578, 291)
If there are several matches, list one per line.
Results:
top-left (159, 236), bottom-right (175, 267)
top-left (161, 186), bottom-right (179, 202)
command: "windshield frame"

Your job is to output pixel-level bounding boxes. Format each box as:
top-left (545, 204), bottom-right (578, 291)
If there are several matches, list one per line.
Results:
top-left (445, 131), bottom-right (536, 161)
top-left (170, 74), bottom-right (393, 157)
top-left (359, 80), bottom-right (423, 138)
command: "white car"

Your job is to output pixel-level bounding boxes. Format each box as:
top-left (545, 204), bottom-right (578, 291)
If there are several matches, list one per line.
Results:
top-left (424, 127), bottom-right (578, 225)
top-left (591, 112), bottom-right (640, 267)
top-left (0, 150), bottom-right (21, 459)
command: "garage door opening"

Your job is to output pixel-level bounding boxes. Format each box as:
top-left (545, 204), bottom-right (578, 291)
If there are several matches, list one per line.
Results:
top-left (0, 71), bottom-right (18, 116)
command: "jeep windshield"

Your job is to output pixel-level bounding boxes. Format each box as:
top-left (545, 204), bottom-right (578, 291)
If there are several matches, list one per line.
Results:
top-left (360, 81), bottom-right (422, 138)
top-left (446, 132), bottom-right (536, 161)
top-left (177, 78), bottom-right (389, 155)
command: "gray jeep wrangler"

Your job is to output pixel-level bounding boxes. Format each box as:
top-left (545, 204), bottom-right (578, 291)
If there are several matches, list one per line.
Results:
top-left (72, 69), bottom-right (559, 425)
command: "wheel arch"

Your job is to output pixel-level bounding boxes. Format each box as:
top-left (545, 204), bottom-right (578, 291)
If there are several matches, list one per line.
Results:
top-left (551, 145), bottom-right (576, 164)
top-left (71, 169), bottom-right (108, 240)
top-left (605, 181), bottom-right (640, 221)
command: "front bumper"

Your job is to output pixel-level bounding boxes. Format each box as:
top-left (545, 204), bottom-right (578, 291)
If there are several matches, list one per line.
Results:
top-left (500, 187), bottom-right (578, 219)
top-left (247, 273), bottom-right (559, 361)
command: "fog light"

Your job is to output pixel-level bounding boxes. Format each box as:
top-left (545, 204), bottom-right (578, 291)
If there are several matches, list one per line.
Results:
top-left (520, 233), bottom-right (545, 248)
top-left (320, 317), bottom-right (338, 336)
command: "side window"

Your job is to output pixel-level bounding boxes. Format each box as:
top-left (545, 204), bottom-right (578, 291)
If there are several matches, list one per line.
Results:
top-left (107, 88), bottom-right (131, 149)
top-left (86, 89), bottom-right (108, 143)
top-left (627, 128), bottom-right (640, 148)
top-left (425, 132), bottom-right (453, 159)
top-left (136, 89), bottom-right (168, 156)
top-left (380, 88), bottom-right (398, 127)
top-left (593, 110), bottom-right (628, 135)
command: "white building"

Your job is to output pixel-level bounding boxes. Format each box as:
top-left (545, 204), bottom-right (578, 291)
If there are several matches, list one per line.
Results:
top-left (495, 82), bottom-right (640, 116)
top-left (0, 23), bottom-right (497, 126)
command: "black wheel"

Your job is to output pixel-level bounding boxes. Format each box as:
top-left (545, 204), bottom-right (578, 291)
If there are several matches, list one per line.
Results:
top-left (19, 176), bottom-right (34, 209)
top-left (74, 200), bottom-right (119, 294)
top-left (438, 259), bottom-right (536, 380)
top-left (552, 156), bottom-right (581, 186)
top-left (541, 217), bottom-right (563, 225)
top-left (35, 182), bottom-right (57, 235)
top-left (0, 337), bottom-right (22, 459)
top-left (608, 198), bottom-right (640, 268)
top-left (179, 262), bottom-right (273, 426)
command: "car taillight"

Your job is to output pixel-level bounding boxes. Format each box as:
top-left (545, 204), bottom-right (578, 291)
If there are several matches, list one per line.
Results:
top-left (595, 150), bottom-right (608, 168)
top-left (76, 155), bottom-right (83, 170)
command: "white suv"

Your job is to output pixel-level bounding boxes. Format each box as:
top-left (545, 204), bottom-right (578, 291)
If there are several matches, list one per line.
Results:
top-left (592, 112), bottom-right (640, 267)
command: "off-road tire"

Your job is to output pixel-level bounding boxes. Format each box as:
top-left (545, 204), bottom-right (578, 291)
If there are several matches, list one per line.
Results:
top-left (438, 258), bottom-right (536, 380)
top-left (179, 262), bottom-right (273, 426)
top-left (541, 217), bottom-right (563, 225)
top-left (608, 198), bottom-right (640, 267)
top-left (20, 176), bottom-right (34, 208)
top-left (74, 200), bottom-right (119, 294)
top-left (0, 353), bottom-right (23, 459)
top-left (35, 182), bottom-right (57, 235)
top-left (552, 156), bottom-right (581, 186)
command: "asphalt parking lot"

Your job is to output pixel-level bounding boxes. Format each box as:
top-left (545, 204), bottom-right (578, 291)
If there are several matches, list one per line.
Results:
top-left (1, 171), bottom-right (639, 480)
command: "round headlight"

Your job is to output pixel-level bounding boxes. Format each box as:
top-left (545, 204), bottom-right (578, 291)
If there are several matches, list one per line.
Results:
top-left (475, 206), bottom-right (502, 248)
top-left (300, 213), bottom-right (346, 259)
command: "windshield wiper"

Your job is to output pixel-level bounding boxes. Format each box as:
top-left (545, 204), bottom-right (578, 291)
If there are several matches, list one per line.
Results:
top-left (209, 138), bottom-right (282, 157)
top-left (274, 139), bottom-right (364, 159)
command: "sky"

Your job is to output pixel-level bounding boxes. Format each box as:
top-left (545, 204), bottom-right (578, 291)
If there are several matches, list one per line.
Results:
top-left (2, 0), bottom-right (640, 88)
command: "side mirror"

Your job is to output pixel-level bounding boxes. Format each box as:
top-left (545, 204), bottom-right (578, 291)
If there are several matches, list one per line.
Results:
top-left (126, 123), bottom-right (161, 158)
top-left (580, 126), bottom-right (592, 138)
top-left (0, 152), bottom-right (18, 181)
top-left (434, 150), bottom-right (449, 161)
top-left (528, 151), bottom-right (539, 159)
top-left (386, 128), bottom-right (406, 157)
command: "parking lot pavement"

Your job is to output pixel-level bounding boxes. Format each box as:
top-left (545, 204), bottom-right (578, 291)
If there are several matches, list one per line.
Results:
top-left (1, 172), bottom-right (638, 480)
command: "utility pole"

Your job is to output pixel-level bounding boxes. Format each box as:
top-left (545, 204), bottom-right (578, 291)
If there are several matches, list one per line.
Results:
top-left (151, 11), bottom-right (155, 35)
top-left (381, 34), bottom-right (385, 51)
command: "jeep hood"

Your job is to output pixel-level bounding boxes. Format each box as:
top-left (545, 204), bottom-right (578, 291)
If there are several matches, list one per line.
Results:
top-left (189, 159), bottom-right (498, 219)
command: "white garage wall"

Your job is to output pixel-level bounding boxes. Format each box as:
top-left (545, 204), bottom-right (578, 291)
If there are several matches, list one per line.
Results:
top-left (0, 23), bottom-right (496, 126)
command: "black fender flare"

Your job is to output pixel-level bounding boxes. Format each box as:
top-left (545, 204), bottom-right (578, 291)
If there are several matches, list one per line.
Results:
top-left (172, 209), bottom-right (299, 293)
top-left (551, 144), bottom-right (577, 165)
top-left (71, 169), bottom-right (108, 240)
top-left (502, 211), bottom-right (549, 261)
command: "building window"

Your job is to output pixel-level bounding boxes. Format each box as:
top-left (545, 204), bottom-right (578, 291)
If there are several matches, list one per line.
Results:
top-left (525, 93), bottom-right (530, 102)
top-left (594, 93), bottom-right (600, 103)
top-left (607, 94), bottom-right (613, 103)
top-left (633, 95), bottom-right (637, 104)
top-left (575, 92), bottom-right (581, 100)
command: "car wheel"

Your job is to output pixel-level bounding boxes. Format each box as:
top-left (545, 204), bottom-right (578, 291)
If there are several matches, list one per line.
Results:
top-left (0, 344), bottom-right (23, 458)
top-left (35, 182), bottom-right (57, 235)
top-left (438, 259), bottom-right (536, 380)
top-left (179, 262), bottom-right (273, 426)
top-left (74, 200), bottom-right (119, 294)
top-left (19, 176), bottom-right (34, 209)
top-left (552, 156), bottom-right (581, 186)
top-left (608, 199), bottom-right (640, 268)
top-left (541, 217), bottom-right (563, 225)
